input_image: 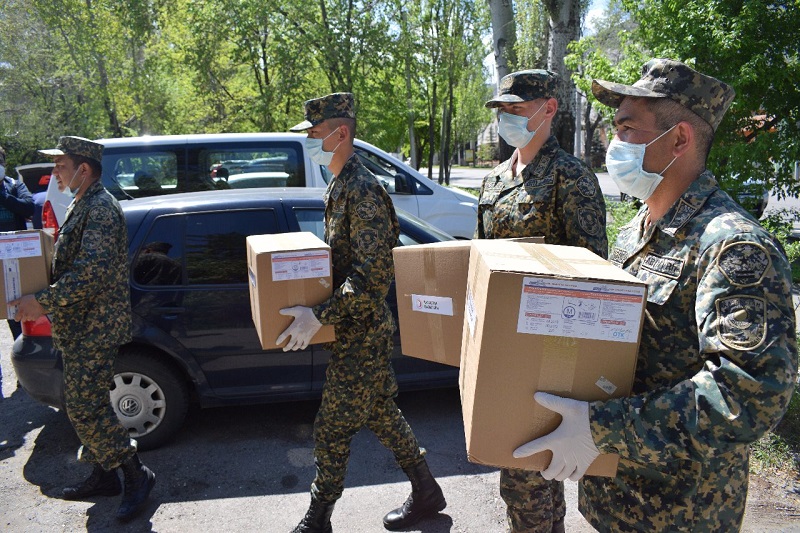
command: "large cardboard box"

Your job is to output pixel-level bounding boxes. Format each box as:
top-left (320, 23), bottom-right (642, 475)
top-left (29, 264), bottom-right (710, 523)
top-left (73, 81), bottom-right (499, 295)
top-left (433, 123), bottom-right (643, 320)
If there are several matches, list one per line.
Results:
top-left (460, 240), bottom-right (647, 477)
top-left (246, 232), bottom-right (336, 350)
top-left (0, 230), bottom-right (55, 320)
top-left (393, 237), bottom-right (545, 367)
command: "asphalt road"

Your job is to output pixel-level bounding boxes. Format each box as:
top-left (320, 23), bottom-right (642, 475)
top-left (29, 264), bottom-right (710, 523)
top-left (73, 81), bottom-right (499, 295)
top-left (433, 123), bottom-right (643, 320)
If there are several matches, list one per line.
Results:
top-left (0, 325), bottom-right (599, 533)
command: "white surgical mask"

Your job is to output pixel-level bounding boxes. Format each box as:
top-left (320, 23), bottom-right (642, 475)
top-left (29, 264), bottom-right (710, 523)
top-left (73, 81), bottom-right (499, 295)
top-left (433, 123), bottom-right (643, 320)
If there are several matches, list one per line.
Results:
top-left (307, 127), bottom-right (342, 166)
top-left (605, 124), bottom-right (679, 201)
top-left (497, 101), bottom-right (548, 148)
top-left (66, 167), bottom-right (86, 198)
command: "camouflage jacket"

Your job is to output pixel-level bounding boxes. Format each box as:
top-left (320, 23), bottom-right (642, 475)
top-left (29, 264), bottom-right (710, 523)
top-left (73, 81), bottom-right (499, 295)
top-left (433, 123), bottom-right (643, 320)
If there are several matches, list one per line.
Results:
top-left (35, 180), bottom-right (132, 350)
top-left (475, 135), bottom-right (608, 258)
top-left (581, 171), bottom-right (797, 531)
top-left (312, 154), bottom-right (399, 333)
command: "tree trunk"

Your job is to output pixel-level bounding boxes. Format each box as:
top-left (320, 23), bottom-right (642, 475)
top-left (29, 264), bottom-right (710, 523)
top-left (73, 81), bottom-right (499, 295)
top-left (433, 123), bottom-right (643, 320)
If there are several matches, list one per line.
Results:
top-left (544, 0), bottom-right (581, 154)
top-left (427, 80), bottom-right (437, 181)
top-left (400, 10), bottom-right (418, 169)
top-left (487, 0), bottom-right (516, 162)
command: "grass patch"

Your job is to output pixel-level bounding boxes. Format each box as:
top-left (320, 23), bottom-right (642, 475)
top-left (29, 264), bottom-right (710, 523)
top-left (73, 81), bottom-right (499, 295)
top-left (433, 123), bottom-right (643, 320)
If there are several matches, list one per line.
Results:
top-left (751, 389), bottom-right (800, 477)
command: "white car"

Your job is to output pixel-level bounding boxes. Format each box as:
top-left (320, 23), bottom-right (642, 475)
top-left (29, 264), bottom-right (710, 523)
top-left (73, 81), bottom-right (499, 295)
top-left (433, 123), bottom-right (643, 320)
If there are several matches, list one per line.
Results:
top-left (41, 167), bottom-right (72, 235)
top-left (87, 133), bottom-right (477, 238)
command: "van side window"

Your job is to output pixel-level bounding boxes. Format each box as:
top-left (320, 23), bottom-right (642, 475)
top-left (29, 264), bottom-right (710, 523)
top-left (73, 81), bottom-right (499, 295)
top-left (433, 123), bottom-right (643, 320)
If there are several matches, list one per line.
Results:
top-left (133, 216), bottom-right (184, 286)
top-left (293, 208), bottom-right (325, 241)
top-left (185, 209), bottom-right (279, 285)
top-left (197, 143), bottom-right (305, 190)
top-left (104, 151), bottom-right (179, 198)
top-left (354, 147), bottom-right (432, 196)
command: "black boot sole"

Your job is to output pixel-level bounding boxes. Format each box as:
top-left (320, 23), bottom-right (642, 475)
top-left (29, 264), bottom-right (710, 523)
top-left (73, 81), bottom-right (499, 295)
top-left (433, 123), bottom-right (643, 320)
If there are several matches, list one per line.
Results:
top-left (62, 484), bottom-right (123, 501)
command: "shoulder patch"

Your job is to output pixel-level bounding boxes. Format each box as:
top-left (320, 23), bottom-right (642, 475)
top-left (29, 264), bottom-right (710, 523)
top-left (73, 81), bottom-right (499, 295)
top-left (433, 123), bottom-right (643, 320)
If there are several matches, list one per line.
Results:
top-left (81, 229), bottom-right (103, 251)
top-left (576, 175), bottom-right (598, 198)
top-left (89, 206), bottom-right (114, 224)
top-left (577, 208), bottom-right (602, 237)
top-left (715, 296), bottom-right (767, 351)
top-left (356, 228), bottom-right (379, 254)
top-left (641, 252), bottom-right (684, 280)
top-left (717, 242), bottom-right (771, 287)
top-left (355, 200), bottom-right (378, 220)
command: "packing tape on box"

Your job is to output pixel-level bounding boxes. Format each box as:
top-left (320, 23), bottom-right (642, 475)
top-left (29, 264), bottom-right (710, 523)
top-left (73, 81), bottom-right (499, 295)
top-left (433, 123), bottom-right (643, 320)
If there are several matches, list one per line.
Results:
top-left (537, 335), bottom-right (578, 394)
top-left (4, 258), bottom-right (21, 319)
top-left (422, 248), bottom-right (447, 363)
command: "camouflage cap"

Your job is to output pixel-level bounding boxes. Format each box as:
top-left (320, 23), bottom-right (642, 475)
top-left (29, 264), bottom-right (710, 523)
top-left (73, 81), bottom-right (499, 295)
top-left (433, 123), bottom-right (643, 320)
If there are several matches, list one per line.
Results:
top-left (290, 92), bottom-right (356, 131)
top-left (591, 58), bottom-right (735, 131)
top-left (485, 70), bottom-right (560, 108)
top-left (38, 135), bottom-right (103, 163)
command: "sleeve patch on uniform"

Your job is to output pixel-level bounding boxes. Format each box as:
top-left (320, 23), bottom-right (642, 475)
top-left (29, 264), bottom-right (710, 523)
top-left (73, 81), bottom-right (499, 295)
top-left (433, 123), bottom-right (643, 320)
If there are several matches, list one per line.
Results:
top-left (355, 200), bottom-right (378, 220)
top-left (717, 242), bottom-right (771, 287)
top-left (81, 229), bottom-right (103, 251)
top-left (715, 296), bottom-right (766, 351)
top-left (578, 208), bottom-right (602, 236)
top-left (89, 206), bottom-right (113, 224)
top-left (576, 176), bottom-right (598, 198)
top-left (356, 229), bottom-right (379, 254)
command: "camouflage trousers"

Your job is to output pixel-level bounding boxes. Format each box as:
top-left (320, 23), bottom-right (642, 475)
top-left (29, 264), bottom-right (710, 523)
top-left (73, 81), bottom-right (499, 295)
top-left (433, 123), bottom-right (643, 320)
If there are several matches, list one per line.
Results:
top-left (500, 467), bottom-right (565, 533)
top-left (311, 324), bottom-right (423, 503)
top-left (62, 342), bottom-right (136, 471)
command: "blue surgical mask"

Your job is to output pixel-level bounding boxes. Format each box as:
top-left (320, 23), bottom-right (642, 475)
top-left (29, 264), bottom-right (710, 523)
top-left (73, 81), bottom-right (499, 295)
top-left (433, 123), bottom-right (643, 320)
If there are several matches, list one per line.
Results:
top-left (497, 101), bottom-right (547, 148)
top-left (605, 124), bottom-right (679, 201)
top-left (307, 127), bottom-right (342, 166)
top-left (0, 165), bottom-right (5, 177)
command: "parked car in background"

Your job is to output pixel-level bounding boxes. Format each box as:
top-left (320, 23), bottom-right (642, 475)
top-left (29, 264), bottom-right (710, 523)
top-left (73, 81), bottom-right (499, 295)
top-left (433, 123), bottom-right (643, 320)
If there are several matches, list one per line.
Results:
top-left (92, 133), bottom-right (478, 238)
top-left (40, 163), bottom-right (72, 237)
top-left (12, 188), bottom-right (459, 450)
top-left (14, 162), bottom-right (54, 229)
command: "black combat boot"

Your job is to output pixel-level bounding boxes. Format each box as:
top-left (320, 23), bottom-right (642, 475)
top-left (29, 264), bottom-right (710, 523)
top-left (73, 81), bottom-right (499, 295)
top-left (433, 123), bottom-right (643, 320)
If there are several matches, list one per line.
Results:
top-left (383, 459), bottom-right (446, 530)
top-left (291, 496), bottom-right (335, 533)
top-left (116, 454), bottom-right (156, 522)
top-left (62, 463), bottom-right (122, 500)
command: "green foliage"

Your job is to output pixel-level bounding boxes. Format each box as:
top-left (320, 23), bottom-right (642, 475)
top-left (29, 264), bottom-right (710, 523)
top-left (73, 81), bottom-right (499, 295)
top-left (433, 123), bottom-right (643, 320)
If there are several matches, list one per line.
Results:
top-left (760, 209), bottom-right (800, 282)
top-left (616, 0), bottom-right (800, 197)
top-left (0, 0), bottom-right (491, 172)
top-left (605, 199), bottom-right (640, 248)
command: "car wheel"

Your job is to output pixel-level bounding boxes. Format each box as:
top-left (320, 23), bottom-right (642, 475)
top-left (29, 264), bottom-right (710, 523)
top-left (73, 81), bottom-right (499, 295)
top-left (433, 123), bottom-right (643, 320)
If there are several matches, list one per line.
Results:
top-left (111, 348), bottom-right (189, 451)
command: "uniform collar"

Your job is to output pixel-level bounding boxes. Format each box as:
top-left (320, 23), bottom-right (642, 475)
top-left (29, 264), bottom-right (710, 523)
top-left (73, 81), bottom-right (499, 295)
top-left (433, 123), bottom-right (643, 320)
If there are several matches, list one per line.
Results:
top-left (334, 153), bottom-right (360, 182)
top-left (650, 170), bottom-right (719, 236)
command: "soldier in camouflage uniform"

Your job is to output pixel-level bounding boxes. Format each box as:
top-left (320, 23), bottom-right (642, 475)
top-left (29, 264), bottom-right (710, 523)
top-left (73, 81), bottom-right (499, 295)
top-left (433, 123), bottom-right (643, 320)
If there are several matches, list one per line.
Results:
top-left (479, 70), bottom-right (608, 533)
top-left (278, 93), bottom-right (446, 533)
top-left (12, 136), bottom-right (156, 522)
top-left (513, 59), bottom-right (797, 532)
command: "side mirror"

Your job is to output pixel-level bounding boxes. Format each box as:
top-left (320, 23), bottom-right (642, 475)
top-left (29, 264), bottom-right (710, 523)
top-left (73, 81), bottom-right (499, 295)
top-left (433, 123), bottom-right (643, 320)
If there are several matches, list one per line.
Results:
top-left (395, 173), bottom-right (413, 194)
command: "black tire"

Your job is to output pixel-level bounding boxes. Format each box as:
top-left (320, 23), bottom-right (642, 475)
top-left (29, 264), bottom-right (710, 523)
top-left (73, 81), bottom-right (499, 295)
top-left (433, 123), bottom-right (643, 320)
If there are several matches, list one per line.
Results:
top-left (111, 348), bottom-right (189, 451)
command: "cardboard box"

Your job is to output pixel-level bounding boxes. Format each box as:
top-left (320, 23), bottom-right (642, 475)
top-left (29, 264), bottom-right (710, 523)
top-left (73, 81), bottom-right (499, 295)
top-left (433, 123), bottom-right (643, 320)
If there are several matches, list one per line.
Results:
top-left (246, 232), bottom-right (336, 350)
top-left (460, 240), bottom-right (647, 477)
top-left (0, 230), bottom-right (55, 320)
top-left (393, 237), bottom-right (545, 367)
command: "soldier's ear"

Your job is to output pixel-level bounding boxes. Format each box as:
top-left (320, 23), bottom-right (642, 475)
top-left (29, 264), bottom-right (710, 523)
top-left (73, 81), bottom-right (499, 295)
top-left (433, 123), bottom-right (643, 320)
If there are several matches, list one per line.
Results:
top-left (672, 121), bottom-right (694, 158)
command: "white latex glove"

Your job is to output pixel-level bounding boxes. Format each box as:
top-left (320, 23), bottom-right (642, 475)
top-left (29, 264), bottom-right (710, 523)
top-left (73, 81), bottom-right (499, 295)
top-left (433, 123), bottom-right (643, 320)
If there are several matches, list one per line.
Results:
top-left (512, 392), bottom-right (600, 482)
top-left (275, 306), bottom-right (322, 352)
